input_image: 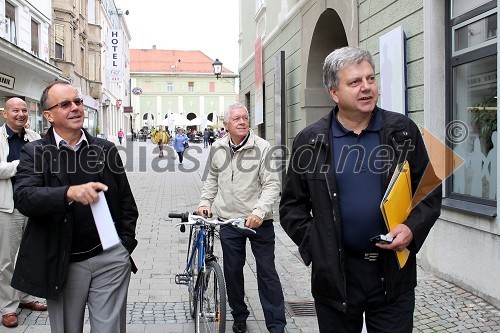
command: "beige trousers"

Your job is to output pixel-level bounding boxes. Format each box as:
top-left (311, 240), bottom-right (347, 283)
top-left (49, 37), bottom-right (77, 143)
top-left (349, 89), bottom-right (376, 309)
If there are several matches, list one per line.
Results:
top-left (0, 209), bottom-right (30, 314)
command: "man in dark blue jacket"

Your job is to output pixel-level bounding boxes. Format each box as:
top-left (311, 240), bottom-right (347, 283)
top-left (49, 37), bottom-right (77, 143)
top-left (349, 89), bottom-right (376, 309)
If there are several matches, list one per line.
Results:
top-left (12, 81), bottom-right (138, 333)
top-left (279, 47), bottom-right (442, 333)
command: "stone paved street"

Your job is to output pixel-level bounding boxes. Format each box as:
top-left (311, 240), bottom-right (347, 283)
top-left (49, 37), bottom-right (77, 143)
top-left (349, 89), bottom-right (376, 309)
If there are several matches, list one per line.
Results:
top-left (6, 140), bottom-right (500, 332)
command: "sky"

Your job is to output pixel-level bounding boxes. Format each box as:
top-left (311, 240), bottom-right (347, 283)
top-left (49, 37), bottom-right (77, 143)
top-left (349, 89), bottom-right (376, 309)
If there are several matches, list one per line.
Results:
top-left (114, 0), bottom-right (240, 73)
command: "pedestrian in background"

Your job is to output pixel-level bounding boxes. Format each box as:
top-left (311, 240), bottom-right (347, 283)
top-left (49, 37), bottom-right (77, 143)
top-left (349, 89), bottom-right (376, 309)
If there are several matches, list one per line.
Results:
top-left (197, 102), bottom-right (286, 333)
top-left (208, 127), bottom-right (215, 146)
top-left (279, 47), bottom-right (442, 333)
top-left (0, 97), bottom-right (46, 328)
top-left (203, 127), bottom-right (209, 148)
top-left (154, 125), bottom-right (168, 158)
top-left (173, 128), bottom-right (188, 164)
top-left (12, 81), bottom-right (139, 333)
top-left (117, 128), bottom-right (124, 145)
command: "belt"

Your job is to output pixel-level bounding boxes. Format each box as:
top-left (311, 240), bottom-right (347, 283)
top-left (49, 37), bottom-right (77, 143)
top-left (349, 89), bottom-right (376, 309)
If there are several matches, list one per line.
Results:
top-left (344, 249), bottom-right (379, 262)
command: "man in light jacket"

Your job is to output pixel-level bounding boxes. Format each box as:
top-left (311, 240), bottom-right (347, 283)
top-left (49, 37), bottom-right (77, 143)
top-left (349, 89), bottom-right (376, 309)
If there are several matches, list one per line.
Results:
top-left (197, 102), bottom-right (286, 333)
top-left (0, 97), bottom-right (46, 328)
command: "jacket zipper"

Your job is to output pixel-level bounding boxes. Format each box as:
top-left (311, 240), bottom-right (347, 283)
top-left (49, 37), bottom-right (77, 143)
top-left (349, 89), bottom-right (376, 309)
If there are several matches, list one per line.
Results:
top-left (321, 139), bottom-right (348, 307)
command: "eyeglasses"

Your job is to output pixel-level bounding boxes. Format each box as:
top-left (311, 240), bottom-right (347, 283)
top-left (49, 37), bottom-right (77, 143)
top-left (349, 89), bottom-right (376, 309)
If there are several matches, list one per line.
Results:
top-left (46, 97), bottom-right (83, 111)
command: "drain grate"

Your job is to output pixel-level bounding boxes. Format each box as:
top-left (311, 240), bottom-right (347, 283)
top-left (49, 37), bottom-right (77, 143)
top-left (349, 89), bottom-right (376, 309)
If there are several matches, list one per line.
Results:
top-left (285, 301), bottom-right (316, 317)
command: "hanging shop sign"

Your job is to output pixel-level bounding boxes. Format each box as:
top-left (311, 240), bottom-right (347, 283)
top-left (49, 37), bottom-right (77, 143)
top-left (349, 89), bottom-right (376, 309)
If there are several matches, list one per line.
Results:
top-left (132, 87), bottom-right (143, 95)
top-left (0, 72), bottom-right (15, 90)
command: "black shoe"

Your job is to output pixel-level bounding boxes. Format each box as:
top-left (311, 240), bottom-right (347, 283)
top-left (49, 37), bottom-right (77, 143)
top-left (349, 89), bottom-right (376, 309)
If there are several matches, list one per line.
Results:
top-left (233, 320), bottom-right (247, 333)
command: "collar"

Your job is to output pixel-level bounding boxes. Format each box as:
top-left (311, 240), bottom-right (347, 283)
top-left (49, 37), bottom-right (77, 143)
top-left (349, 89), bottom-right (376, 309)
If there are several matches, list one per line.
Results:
top-left (5, 124), bottom-right (26, 140)
top-left (332, 106), bottom-right (382, 137)
top-left (53, 129), bottom-right (87, 151)
top-left (229, 131), bottom-right (250, 150)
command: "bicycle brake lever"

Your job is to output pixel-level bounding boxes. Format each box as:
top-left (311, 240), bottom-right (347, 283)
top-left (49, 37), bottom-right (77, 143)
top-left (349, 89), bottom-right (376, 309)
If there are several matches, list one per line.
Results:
top-left (232, 218), bottom-right (257, 234)
top-left (174, 222), bottom-right (196, 229)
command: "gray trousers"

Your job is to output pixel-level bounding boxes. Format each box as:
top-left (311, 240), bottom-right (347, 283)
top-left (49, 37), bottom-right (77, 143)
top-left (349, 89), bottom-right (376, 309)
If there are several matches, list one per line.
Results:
top-left (0, 209), bottom-right (31, 314)
top-left (47, 243), bottom-right (131, 333)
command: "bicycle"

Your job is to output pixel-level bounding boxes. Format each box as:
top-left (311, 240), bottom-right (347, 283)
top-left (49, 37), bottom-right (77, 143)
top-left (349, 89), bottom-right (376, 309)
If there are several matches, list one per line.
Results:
top-left (169, 211), bottom-right (255, 333)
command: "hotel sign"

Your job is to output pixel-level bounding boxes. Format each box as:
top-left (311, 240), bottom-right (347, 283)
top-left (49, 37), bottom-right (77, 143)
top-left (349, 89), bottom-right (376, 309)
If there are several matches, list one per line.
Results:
top-left (107, 29), bottom-right (124, 83)
top-left (0, 72), bottom-right (15, 90)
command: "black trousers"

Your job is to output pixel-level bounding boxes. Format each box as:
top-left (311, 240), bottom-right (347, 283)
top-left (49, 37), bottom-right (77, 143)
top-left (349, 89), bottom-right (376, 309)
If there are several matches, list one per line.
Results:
top-left (177, 151), bottom-right (184, 163)
top-left (220, 221), bottom-right (286, 333)
top-left (315, 256), bottom-right (414, 333)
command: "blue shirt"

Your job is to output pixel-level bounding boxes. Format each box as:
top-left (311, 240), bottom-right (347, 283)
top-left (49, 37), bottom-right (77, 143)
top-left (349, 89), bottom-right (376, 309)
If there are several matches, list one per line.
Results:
top-left (6, 124), bottom-right (27, 162)
top-left (6, 124), bottom-right (28, 186)
top-left (332, 109), bottom-right (386, 252)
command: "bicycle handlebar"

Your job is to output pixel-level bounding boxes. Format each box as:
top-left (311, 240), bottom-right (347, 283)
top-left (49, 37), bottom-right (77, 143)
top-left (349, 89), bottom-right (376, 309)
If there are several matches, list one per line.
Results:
top-left (169, 212), bottom-right (256, 234)
top-left (168, 212), bottom-right (189, 221)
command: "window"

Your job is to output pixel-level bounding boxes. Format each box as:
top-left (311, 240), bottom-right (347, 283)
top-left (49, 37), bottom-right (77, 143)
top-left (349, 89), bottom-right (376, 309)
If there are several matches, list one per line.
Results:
top-left (5, 2), bottom-right (17, 44)
top-left (452, 9), bottom-right (497, 55)
top-left (188, 82), bottom-right (194, 92)
top-left (54, 24), bottom-right (65, 60)
top-left (89, 53), bottom-right (96, 80)
top-left (31, 19), bottom-right (39, 56)
top-left (167, 82), bottom-right (173, 92)
top-left (70, 26), bottom-right (74, 61)
top-left (80, 47), bottom-right (85, 76)
top-left (448, 1), bottom-right (497, 204)
top-left (452, 0), bottom-right (493, 18)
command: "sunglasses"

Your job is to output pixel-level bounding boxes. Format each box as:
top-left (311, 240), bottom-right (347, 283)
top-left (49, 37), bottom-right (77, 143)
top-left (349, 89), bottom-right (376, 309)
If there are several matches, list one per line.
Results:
top-left (46, 97), bottom-right (83, 110)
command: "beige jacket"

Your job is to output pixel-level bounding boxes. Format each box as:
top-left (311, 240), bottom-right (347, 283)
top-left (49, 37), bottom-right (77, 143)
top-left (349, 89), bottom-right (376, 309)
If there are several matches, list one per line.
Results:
top-left (0, 124), bottom-right (41, 213)
top-left (199, 130), bottom-right (280, 220)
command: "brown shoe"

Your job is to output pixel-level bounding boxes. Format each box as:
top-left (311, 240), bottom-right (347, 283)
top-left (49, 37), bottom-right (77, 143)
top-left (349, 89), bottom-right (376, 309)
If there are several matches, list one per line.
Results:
top-left (2, 313), bottom-right (18, 327)
top-left (19, 301), bottom-right (48, 311)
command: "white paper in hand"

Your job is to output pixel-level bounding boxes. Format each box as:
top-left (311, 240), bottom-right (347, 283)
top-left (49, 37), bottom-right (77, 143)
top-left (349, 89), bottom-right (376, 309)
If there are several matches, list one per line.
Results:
top-left (90, 191), bottom-right (120, 250)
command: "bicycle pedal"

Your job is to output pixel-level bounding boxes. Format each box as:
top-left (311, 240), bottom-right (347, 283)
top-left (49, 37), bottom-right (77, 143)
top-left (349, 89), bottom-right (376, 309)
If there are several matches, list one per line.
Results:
top-left (175, 273), bottom-right (191, 285)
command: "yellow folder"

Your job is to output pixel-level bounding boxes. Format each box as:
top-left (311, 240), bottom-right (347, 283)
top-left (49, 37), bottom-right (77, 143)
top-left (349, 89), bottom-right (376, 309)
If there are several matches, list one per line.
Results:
top-left (380, 160), bottom-right (411, 269)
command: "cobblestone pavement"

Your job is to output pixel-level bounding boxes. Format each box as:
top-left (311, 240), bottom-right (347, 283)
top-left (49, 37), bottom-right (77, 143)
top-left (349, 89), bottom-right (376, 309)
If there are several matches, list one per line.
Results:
top-left (7, 140), bottom-right (499, 333)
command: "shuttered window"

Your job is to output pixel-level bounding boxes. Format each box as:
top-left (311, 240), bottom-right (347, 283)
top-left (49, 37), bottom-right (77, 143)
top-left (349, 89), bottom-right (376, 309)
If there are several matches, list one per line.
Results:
top-left (31, 19), bottom-right (39, 56)
top-left (55, 24), bottom-right (64, 60)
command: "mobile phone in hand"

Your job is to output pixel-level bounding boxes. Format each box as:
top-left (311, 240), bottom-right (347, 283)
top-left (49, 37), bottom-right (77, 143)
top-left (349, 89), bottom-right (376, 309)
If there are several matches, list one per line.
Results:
top-left (370, 234), bottom-right (393, 244)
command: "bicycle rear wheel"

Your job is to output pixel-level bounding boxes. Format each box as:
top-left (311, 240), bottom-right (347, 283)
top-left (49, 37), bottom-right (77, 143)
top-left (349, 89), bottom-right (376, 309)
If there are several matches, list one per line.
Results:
top-left (194, 260), bottom-right (226, 333)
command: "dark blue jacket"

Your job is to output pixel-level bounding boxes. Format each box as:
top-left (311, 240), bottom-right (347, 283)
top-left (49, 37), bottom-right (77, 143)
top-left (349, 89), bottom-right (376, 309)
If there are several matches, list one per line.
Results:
top-left (279, 106), bottom-right (442, 311)
top-left (12, 127), bottom-right (138, 299)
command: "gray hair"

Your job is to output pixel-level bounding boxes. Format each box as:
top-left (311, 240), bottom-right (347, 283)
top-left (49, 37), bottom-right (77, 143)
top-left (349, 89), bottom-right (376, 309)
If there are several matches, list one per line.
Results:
top-left (224, 102), bottom-right (249, 122)
top-left (322, 47), bottom-right (375, 90)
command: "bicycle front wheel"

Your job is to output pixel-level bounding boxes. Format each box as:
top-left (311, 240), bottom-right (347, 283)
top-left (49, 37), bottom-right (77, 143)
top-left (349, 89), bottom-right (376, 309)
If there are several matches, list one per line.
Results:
top-left (189, 247), bottom-right (199, 319)
top-left (194, 260), bottom-right (227, 333)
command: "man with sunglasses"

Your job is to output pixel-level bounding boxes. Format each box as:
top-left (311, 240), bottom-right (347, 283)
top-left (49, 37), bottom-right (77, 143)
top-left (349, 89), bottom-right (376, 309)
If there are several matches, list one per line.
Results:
top-left (0, 97), bottom-right (46, 328)
top-left (11, 81), bottom-right (139, 333)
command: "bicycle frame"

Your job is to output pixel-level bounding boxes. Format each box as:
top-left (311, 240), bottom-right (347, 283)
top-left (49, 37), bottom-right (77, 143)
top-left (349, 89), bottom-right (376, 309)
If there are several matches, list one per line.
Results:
top-left (186, 226), bottom-right (207, 277)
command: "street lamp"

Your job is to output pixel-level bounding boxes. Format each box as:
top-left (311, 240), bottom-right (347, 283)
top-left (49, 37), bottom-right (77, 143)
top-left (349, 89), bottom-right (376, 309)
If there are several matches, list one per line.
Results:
top-left (103, 98), bottom-right (110, 107)
top-left (212, 58), bottom-right (222, 79)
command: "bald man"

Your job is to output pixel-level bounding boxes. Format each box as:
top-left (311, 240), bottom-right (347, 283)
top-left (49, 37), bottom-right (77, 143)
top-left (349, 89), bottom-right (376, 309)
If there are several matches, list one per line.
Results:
top-left (0, 97), bottom-right (45, 328)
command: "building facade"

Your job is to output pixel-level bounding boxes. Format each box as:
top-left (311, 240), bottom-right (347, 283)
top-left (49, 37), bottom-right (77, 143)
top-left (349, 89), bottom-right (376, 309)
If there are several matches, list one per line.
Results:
top-left (238, 0), bottom-right (499, 307)
top-left (51, 0), bottom-right (129, 138)
top-left (130, 48), bottom-right (237, 136)
top-left (0, 0), bottom-right (61, 134)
